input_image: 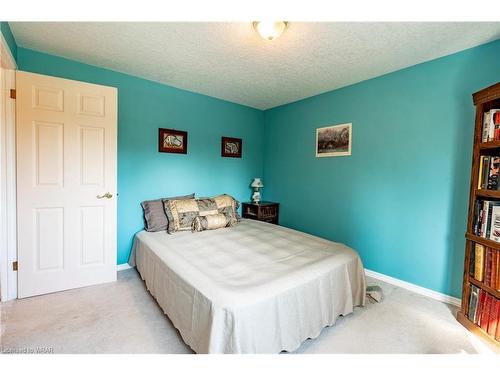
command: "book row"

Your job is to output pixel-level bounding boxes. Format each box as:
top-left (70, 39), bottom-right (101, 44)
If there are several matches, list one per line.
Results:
top-left (472, 200), bottom-right (500, 241)
top-left (470, 243), bottom-right (500, 291)
top-left (481, 108), bottom-right (500, 142)
top-left (467, 285), bottom-right (499, 342)
top-left (477, 155), bottom-right (500, 190)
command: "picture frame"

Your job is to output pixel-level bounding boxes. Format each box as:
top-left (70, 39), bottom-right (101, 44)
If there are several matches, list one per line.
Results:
top-left (158, 128), bottom-right (188, 154)
top-left (316, 123), bottom-right (352, 157)
top-left (221, 137), bottom-right (242, 158)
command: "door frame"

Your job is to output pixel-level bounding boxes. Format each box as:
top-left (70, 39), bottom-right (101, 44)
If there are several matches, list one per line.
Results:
top-left (0, 32), bottom-right (17, 301)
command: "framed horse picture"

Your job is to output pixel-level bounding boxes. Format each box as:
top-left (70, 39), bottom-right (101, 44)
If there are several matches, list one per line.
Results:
top-left (221, 137), bottom-right (242, 158)
top-left (159, 128), bottom-right (188, 154)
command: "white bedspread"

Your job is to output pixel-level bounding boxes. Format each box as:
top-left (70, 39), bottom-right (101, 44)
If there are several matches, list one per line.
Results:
top-left (130, 219), bottom-right (366, 353)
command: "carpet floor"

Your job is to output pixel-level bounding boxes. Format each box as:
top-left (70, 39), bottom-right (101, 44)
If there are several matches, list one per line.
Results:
top-left (0, 268), bottom-right (486, 354)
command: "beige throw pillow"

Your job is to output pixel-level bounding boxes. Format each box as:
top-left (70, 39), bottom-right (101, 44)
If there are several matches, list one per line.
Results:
top-left (192, 213), bottom-right (229, 232)
top-left (163, 194), bottom-right (238, 233)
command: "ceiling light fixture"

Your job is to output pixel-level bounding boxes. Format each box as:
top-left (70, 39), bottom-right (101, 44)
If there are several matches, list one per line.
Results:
top-left (253, 21), bottom-right (288, 41)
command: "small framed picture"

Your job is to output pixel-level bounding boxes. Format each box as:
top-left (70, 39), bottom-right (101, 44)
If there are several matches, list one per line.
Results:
top-left (316, 123), bottom-right (352, 157)
top-left (221, 137), bottom-right (242, 158)
top-left (159, 128), bottom-right (188, 154)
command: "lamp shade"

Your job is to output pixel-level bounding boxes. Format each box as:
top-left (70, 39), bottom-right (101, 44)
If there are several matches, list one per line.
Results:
top-left (251, 178), bottom-right (264, 188)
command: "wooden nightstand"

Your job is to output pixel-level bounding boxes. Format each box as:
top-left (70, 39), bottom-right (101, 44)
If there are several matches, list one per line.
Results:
top-left (242, 202), bottom-right (279, 225)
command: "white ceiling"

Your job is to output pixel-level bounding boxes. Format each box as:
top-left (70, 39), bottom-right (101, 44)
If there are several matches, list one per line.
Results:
top-left (10, 22), bottom-right (500, 110)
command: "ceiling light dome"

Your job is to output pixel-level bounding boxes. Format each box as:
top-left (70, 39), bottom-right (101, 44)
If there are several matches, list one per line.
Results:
top-left (253, 21), bottom-right (288, 41)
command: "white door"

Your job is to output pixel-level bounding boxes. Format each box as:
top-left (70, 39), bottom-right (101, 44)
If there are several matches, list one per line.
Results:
top-left (16, 71), bottom-right (117, 298)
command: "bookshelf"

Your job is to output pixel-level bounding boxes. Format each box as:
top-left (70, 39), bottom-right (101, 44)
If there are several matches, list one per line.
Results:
top-left (458, 82), bottom-right (500, 352)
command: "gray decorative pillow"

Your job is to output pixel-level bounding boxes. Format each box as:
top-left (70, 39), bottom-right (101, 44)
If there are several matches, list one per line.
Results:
top-left (141, 193), bottom-right (194, 232)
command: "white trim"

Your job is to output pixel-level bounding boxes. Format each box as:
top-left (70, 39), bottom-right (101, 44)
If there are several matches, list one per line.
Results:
top-left (0, 32), bottom-right (17, 70)
top-left (365, 268), bottom-right (461, 307)
top-left (0, 68), bottom-right (17, 301)
top-left (5, 69), bottom-right (17, 300)
top-left (0, 29), bottom-right (18, 301)
top-left (117, 263), bottom-right (132, 272)
top-left (0, 67), bottom-right (6, 301)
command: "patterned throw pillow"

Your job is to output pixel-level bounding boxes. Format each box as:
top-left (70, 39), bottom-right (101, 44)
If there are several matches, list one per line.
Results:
top-left (192, 213), bottom-right (229, 232)
top-left (141, 193), bottom-right (195, 232)
top-left (163, 194), bottom-right (238, 233)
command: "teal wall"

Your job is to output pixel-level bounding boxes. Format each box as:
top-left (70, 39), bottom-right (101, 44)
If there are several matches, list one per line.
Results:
top-left (17, 48), bottom-right (264, 264)
top-left (263, 39), bottom-right (500, 298)
top-left (0, 22), bottom-right (17, 61)
top-left (12, 35), bottom-right (500, 297)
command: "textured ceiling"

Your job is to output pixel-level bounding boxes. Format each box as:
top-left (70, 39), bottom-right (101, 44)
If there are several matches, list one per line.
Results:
top-left (10, 22), bottom-right (500, 110)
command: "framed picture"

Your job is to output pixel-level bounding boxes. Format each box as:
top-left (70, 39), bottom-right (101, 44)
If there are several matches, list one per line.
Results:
top-left (221, 137), bottom-right (242, 158)
top-left (316, 123), bottom-right (352, 157)
top-left (159, 128), bottom-right (188, 154)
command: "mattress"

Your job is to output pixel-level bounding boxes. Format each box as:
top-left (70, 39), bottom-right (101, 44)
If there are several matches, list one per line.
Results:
top-left (129, 219), bottom-right (366, 353)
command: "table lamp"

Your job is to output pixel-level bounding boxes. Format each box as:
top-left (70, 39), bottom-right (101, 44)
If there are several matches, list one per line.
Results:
top-left (250, 178), bottom-right (264, 204)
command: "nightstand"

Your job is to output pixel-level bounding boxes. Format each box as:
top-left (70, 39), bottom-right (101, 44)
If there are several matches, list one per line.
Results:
top-left (242, 201), bottom-right (279, 225)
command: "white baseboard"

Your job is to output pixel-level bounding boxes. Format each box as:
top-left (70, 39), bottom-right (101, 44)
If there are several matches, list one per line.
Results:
top-left (117, 263), bottom-right (132, 272)
top-left (364, 268), bottom-right (461, 307)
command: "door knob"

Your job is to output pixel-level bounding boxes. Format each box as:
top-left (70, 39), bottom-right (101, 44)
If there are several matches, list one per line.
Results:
top-left (97, 192), bottom-right (113, 199)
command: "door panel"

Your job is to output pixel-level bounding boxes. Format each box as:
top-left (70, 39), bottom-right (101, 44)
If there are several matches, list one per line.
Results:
top-left (79, 206), bottom-right (105, 265)
top-left (35, 207), bottom-right (64, 271)
top-left (34, 121), bottom-right (64, 186)
top-left (17, 71), bottom-right (117, 298)
top-left (32, 86), bottom-right (64, 112)
top-left (79, 126), bottom-right (105, 186)
top-left (77, 94), bottom-right (105, 117)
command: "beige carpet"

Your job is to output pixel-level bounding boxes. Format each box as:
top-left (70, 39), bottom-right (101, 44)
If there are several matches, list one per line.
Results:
top-left (0, 268), bottom-right (484, 354)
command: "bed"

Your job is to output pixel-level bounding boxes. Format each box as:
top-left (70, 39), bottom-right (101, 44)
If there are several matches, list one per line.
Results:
top-left (129, 218), bottom-right (366, 354)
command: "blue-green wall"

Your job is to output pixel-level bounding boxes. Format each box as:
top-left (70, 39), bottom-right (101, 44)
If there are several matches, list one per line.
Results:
top-left (0, 22), bottom-right (17, 61)
top-left (263, 39), bottom-right (500, 298)
top-left (17, 47), bottom-right (264, 264)
top-left (12, 34), bottom-right (500, 297)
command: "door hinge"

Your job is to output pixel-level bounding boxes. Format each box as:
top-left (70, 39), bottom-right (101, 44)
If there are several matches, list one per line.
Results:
top-left (12, 261), bottom-right (18, 271)
top-left (10, 89), bottom-right (16, 99)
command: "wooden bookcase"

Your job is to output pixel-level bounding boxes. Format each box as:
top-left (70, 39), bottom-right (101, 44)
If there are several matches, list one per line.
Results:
top-left (457, 82), bottom-right (500, 352)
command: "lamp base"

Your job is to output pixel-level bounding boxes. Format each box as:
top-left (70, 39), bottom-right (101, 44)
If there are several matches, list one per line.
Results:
top-left (252, 191), bottom-right (261, 205)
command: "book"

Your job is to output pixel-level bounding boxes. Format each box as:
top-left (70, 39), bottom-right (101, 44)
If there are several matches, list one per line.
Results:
top-left (472, 200), bottom-right (500, 237)
top-left (468, 285), bottom-right (480, 321)
top-left (473, 200), bottom-right (479, 235)
top-left (475, 156), bottom-right (500, 190)
top-left (494, 110), bottom-right (500, 140)
top-left (490, 109), bottom-right (500, 141)
top-left (474, 244), bottom-right (485, 282)
top-left (469, 244), bottom-right (476, 276)
top-left (490, 205), bottom-right (500, 242)
top-left (486, 202), bottom-right (495, 238)
top-left (483, 156), bottom-right (491, 189)
top-left (476, 290), bottom-right (486, 324)
top-left (484, 248), bottom-right (492, 286)
top-left (481, 201), bottom-right (489, 237)
top-left (478, 155), bottom-right (485, 189)
top-left (474, 200), bottom-right (482, 235)
top-left (491, 250), bottom-right (498, 290)
top-left (497, 251), bottom-right (500, 292)
top-left (487, 297), bottom-right (499, 337)
top-left (497, 300), bottom-right (500, 341)
top-left (483, 111), bottom-right (491, 142)
top-left (480, 294), bottom-right (492, 331)
top-left (487, 156), bottom-right (500, 190)
top-left (489, 111), bottom-right (495, 141)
